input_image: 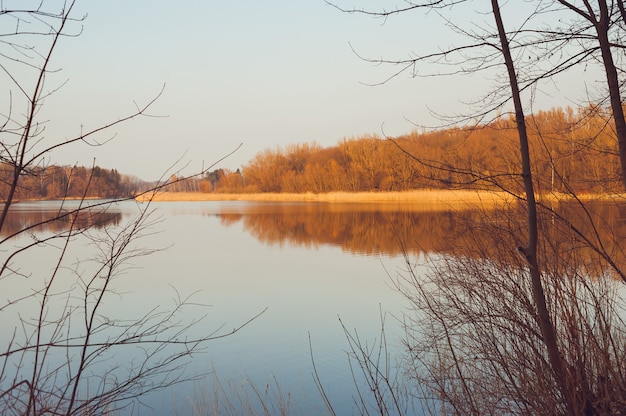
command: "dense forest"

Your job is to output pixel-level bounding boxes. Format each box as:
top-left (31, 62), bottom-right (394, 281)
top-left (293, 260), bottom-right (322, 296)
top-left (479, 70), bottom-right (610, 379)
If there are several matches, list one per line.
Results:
top-left (0, 164), bottom-right (146, 200)
top-left (199, 106), bottom-right (622, 195)
top-left (1, 105), bottom-right (621, 201)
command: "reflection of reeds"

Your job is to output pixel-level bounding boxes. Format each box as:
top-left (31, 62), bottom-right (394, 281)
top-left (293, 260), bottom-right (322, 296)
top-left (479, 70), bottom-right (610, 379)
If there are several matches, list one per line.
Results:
top-left (138, 190), bottom-right (515, 208)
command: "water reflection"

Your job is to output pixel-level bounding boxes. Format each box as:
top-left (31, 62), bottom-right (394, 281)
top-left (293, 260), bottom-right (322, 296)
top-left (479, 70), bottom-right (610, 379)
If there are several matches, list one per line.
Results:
top-left (1, 200), bottom-right (123, 238)
top-left (4, 199), bottom-right (626, 414)
top-left (5, 200), bottom-right (626, 263)
top-left (211, 202), bottom-right (472, 256)
top-left (211, 201), bottom-right (626, 265)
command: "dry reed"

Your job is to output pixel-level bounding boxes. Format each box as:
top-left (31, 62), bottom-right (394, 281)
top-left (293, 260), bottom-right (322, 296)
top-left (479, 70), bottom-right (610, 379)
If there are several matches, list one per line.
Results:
top-left (137, 190), bottom-right (516, 209)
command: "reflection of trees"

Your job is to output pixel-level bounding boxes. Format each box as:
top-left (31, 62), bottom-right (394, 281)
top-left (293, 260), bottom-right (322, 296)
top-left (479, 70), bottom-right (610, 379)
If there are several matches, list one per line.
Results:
top-left (1, 206), bottom-right (122, 237)
top-left (216, 201), bottom-right (626, 267)
top-left (218, 203), bottom-right (473, 256)
top-left (437, 200), bottom-right (626, 278)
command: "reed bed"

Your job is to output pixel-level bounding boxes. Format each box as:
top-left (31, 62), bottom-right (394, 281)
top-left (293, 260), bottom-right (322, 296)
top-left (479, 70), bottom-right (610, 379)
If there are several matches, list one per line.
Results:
top-left (137, 189), bottom-right (517, 209)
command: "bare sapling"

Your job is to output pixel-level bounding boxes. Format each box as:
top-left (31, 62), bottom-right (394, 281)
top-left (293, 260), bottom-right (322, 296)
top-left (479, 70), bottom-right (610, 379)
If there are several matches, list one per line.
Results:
top-left (0, 2), bottom-right (257, 414)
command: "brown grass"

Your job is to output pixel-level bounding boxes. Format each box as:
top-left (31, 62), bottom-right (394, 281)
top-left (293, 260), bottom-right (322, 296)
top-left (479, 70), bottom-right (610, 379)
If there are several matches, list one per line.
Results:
top-left (136, 190), bottom-right (517, 209)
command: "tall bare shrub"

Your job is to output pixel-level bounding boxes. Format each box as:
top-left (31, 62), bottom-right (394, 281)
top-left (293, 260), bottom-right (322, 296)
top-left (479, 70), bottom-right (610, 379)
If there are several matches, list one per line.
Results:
top-left (0, 3), bottom-right (251, 414)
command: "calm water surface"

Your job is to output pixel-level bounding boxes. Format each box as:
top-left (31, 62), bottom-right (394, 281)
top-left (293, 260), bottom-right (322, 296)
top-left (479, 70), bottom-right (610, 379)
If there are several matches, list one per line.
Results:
top-left (144, 201), bottom-right (414, 415)
top-left (4, 200), bottom-right (436, 415)
top-left (5, 199), bottom-right (626, 414)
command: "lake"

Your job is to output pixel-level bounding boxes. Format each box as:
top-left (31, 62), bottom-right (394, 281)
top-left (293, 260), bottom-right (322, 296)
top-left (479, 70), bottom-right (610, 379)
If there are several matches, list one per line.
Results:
top-left (3, 198), bottom-right (625, 415)
top-left (3, 199), bottom-right (445, 415)
top-left (137, 201), bottom-right (417, 415)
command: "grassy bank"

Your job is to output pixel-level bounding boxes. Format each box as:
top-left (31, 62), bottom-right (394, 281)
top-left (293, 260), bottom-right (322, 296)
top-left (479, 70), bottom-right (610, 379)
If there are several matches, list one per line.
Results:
top-left (136, 189), bottom-right (519, 208)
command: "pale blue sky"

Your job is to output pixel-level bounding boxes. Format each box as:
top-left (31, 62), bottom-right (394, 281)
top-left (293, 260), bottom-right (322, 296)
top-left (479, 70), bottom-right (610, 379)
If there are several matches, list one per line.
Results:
top-left (18, 1), bottom-right (599, 180)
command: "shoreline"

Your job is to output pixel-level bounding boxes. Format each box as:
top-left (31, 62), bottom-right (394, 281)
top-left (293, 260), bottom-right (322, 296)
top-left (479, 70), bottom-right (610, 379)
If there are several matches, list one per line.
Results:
top-left (7, 190), bottom-right (623, 207)
top-left (135, 189), bottom-right (626, 206)
top-left (135, 190), bottom-right (517, 207)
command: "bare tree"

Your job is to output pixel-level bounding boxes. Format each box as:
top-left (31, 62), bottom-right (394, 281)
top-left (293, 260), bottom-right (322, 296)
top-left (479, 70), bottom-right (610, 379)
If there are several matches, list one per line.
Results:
top-left (489, 2), bottom-right (574, 411)
top-left (553, 0), bottom-right (626, 188)
top-left (0, 2), bottom-right (253, 414)
top-left (398, 204), bottom-right (626, 415)
top-left (329, 0), bottom-right (626, 186)
top-left (326, 1), bottom-right (626, 414)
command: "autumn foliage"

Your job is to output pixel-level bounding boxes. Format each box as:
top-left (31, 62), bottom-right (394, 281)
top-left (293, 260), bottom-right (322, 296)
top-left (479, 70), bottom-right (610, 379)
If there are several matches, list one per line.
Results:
top-left (3, 106), bottom-right (621, 201)
top-left (203, 106), bottom-right (622, 195)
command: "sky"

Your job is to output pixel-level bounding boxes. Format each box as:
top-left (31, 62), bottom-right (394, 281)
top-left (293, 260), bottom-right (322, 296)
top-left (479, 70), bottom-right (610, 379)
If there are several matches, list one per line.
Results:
top-left (5, 1), bottom-right (601, 181)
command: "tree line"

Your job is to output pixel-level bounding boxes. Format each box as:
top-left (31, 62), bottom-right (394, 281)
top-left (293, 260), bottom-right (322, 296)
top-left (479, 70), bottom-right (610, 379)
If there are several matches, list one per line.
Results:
top-left (200, 105), bottom-right (622, 195)
top-left (4, 103), bottom-right (621, 200)
top-left (0, 164), bottom-right (146, 200)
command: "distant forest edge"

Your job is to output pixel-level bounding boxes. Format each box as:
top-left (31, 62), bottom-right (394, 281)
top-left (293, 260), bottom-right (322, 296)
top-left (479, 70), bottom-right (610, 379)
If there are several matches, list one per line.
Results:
top-left (0, 165), bottom-right (147, 201)
top-left (2, 106), bottom-right (623, 201)
top-left (182, 106), bottom-right (624, 196)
